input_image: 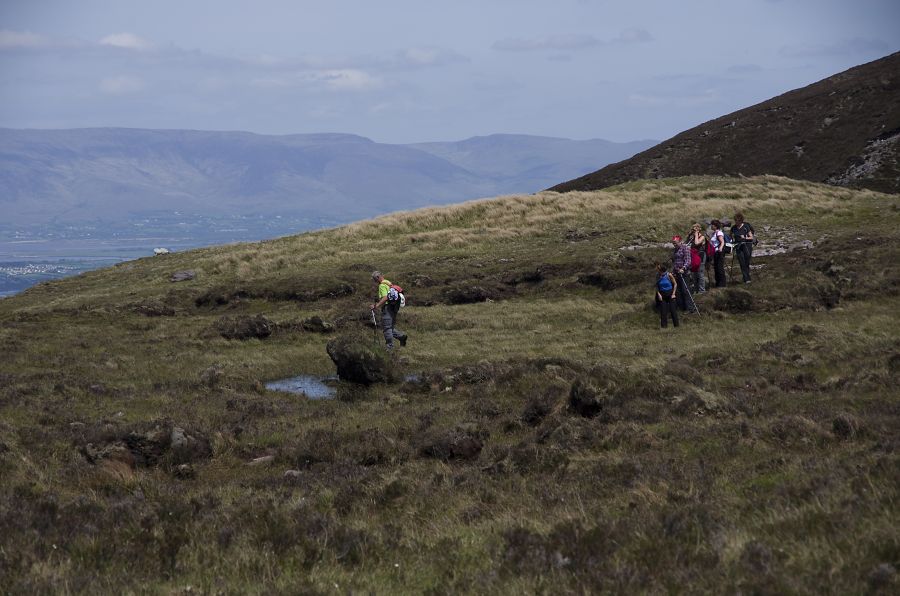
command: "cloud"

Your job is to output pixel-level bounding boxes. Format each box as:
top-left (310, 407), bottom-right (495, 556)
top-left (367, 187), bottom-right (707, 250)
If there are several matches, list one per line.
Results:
top-left (393, 47), bottom-right (468, 69)
top-left (99, 75), bottom-right (145, 95)
top-left (252, 69), bottom-right (381, 92)
top-left (0, 30), bottom-right (50, 49)
top-left (779, 38), bottom-right (890, 58)
top-left (727, 63), bottom-right (764, 74)
top-left (493, 29), bottom-right (652, 52)
top-left (628, 90), bottom-right (719, 108)
top-left (99, 33), bottom-right (153, 50)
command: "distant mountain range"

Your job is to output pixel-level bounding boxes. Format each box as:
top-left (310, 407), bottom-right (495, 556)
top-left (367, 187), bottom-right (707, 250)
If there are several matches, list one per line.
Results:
top-left (0, 128), bottom-right (654, 228)
top-left (551, 52), bottom-right (900, 194)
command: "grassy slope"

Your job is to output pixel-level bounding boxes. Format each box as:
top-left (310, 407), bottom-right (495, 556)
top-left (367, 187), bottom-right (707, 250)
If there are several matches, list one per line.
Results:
top-left (1, 176), bottom-right (898, 594)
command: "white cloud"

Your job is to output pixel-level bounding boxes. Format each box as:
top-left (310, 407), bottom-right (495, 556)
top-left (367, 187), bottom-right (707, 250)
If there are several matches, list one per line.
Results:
top-left (0, 30), bottom-right (51, 49)
top-left (252, 69), bottom-right (381, 92)
top-left (100, 75), bottom-right (145, 95)
top-left (318, 69), bottom-right (381, 91)
top-left (629, 90), bottom-right (719, 108)
top-left (99, 33), bottom-right (152, 50)
top-left (493, 29), bottom-right (652, 52)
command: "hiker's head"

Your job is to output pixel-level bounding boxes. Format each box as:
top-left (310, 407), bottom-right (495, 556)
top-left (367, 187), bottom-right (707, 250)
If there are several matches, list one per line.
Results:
top-left (371, 271), bottom-right (383, 283)
top-left (691, 223), bottom-right (702, 232)
top-left (734, 212), bottom-right (745, 224)
top-left (656, 263), bottom-right (667, 273)
top-left (672, 234), bottom-right (682, 244)
top-left (711, 219), bottom-right (721, 230)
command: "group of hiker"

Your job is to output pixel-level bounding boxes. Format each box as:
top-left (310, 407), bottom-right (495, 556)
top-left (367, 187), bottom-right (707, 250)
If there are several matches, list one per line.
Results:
top-left (655, 212), bottom-right (756, 329)
top-left (369, 213), bottom-right (758, 349)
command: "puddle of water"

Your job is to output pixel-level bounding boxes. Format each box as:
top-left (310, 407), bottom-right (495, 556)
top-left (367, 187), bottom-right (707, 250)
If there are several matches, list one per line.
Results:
top-left (266, 374), bottom-right (338, 399)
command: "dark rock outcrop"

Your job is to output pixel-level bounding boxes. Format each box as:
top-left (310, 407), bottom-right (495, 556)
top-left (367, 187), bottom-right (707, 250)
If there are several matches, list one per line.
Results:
top-left (568, 380), bottom-right (604, 418)
top-left (326, 335), bottom-right (397, 385)
top-left (215, 315), bottom-right (273, 340)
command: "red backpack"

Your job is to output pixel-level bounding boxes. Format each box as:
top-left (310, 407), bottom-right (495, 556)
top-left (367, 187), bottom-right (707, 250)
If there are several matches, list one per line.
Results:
top-left (689, 248), bottom-right (702, 272)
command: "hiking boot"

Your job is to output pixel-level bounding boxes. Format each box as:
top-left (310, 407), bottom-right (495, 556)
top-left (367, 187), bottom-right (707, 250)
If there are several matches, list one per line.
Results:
top-left (398, 334), bottom-right (408, 347)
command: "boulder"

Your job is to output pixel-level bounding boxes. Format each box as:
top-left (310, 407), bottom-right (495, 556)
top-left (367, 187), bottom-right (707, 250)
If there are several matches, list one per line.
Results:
top-left (302, 315), bottom-right (335, 333)
top-left (326, 335), bottom-right (398, 385)
top-left (170, 270), bottom-right (195, 282)
top-left (419, 426), bottom-right (485, 461)
top-left (568, 380), bottom-right (603, 418)
top-left (215, 315), bottom-right (273, 340)
top-left (714, 288), bottom-right (754, 313)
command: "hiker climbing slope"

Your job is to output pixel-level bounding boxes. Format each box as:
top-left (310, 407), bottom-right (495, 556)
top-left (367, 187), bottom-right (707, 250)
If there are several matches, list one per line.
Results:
top-left (370, 271), bottom-right (408, 351)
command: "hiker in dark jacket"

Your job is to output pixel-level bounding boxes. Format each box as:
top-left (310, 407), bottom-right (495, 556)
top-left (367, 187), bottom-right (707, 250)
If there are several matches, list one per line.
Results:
top-left (671, 235), bottom-right (696, 313)
top-left (370, 271), bottom-right (407, 350)
top-left (730, 212), bottom-right (755, 283)
top-left (655, 263), bottom-right (679, 328)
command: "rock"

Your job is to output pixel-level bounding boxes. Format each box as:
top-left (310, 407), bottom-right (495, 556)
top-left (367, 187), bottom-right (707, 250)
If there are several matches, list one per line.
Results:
top-left (443, 286), bottom-right (495, 304)
top-left (326, 335), bottom-right (398, 385)
top-left (69, 422), bottom-right (86, 430)
top-left (153, 248), bottom-right (170, 256)
top-left (714, 288), bottom-right (754, 313)
top-left (173, 463), bottom-right (196, 479)
top-left (170, 270), bottom-right (195, 282)
top-left (577, 272), bottom-right (617, 290)
top-left (868, 563), bottom-right (897, 592)
top-left (832, 413), bottom-right (862, 440)
top-left (283, 469), bottom-right (302, 479)
top-left (199, 365), bottom-right (223, 387)
top-left (302, 315), bottom-right (335, 333)
top-left (215, 315), bottom-right (273, 340)
top-left (248, 455), bottom-right (275, 466)
top-left (419, 427), bottom-right (485, 461)
top-left (568, 380), bottom-right (603, 418)
top-left (168, 426), bottom-right (213, 465)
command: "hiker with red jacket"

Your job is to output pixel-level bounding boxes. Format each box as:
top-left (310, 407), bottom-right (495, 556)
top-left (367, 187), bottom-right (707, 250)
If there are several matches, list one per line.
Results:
top-left (671, 235), bottom-right (697, 313)
top-left (370, 271), bottom-right (408, 351)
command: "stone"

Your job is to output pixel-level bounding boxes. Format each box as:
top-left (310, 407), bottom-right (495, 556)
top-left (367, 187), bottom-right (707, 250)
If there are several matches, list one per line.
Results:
top-left (215, 315), bottom-right (273, 340)
top-left (283, 469), bottom-right (302, 479)
top-left (326, 335), bottom-right (398, 385)
top-left (568, 380), bottom-right (603, 418)
top-left (170, 270), bottom-right (195, 282)
top-left (301, 315), bottom-right (335, 333)
top-left (173, 463), bottom-right (196, 479)
top-left (248, 455), bottom-right (275, 466)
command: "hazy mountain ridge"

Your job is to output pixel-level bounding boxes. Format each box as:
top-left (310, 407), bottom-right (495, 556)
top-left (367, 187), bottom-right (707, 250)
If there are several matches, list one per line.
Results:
top-left (551, 52), bottom-right (900, 194)
top-left (0, 128), bottom-right (655, 227)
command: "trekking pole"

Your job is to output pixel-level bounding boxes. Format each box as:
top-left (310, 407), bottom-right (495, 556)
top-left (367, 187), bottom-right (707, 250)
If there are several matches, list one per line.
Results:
top-left (678, 272), bottom-right (700, 315)
top-left (370, 308), bottom-right (378, 345)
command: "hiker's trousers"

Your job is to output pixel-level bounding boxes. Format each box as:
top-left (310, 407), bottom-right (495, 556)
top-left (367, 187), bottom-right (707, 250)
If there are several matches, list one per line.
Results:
top-left (657, 294), bottom-right (679, 328)
top-left (736, 243), bottom-right (753, 282)
top-left (713, 251), bottom-right (726, 287)
top-left (381, 305), bottom-right (404, 346)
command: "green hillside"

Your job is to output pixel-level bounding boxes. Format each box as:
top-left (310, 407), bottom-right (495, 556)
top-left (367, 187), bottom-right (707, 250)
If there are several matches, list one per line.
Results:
top-left (1, 176), bottom-right (898, 593)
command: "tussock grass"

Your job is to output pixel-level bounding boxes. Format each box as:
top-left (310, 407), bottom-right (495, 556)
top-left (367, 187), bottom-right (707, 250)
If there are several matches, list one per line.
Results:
top-left (1, 175), bottom-right (899, 593)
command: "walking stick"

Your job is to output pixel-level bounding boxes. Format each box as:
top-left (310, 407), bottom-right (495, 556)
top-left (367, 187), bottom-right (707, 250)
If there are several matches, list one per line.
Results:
top-left (678, 272), bottom-right (700, 315)
top-left (371, 308), bottom-right (378, 345)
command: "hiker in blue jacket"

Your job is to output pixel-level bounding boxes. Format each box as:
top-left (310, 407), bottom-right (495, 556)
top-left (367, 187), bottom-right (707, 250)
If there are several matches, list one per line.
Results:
top-left (655, 263), bottom-right (679, 328)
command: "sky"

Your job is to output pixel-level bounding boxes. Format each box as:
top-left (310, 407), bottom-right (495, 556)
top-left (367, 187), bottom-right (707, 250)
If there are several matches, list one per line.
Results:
top-left (1, 0), bottom-right (898, 144)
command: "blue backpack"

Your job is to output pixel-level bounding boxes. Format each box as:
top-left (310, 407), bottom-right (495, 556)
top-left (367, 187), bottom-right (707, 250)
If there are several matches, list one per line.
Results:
top-left (657, 273), bottom-right (674, 293)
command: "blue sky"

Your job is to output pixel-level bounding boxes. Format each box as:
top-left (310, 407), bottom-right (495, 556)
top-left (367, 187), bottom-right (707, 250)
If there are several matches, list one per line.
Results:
top-left (1, 0), bottom-right (897, 143)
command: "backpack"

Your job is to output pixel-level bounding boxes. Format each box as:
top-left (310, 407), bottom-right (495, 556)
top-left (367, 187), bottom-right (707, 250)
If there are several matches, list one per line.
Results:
top-left (705, 238), bottom-right (714, 259)
top-left (657, 273), bottom-right (674, 293)
top-left (722, 231), bottom-right (733, 254)
top-left (689, 247), bottom-right (702, 272)
top-left (386, 284), bottom-right (406, 308)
